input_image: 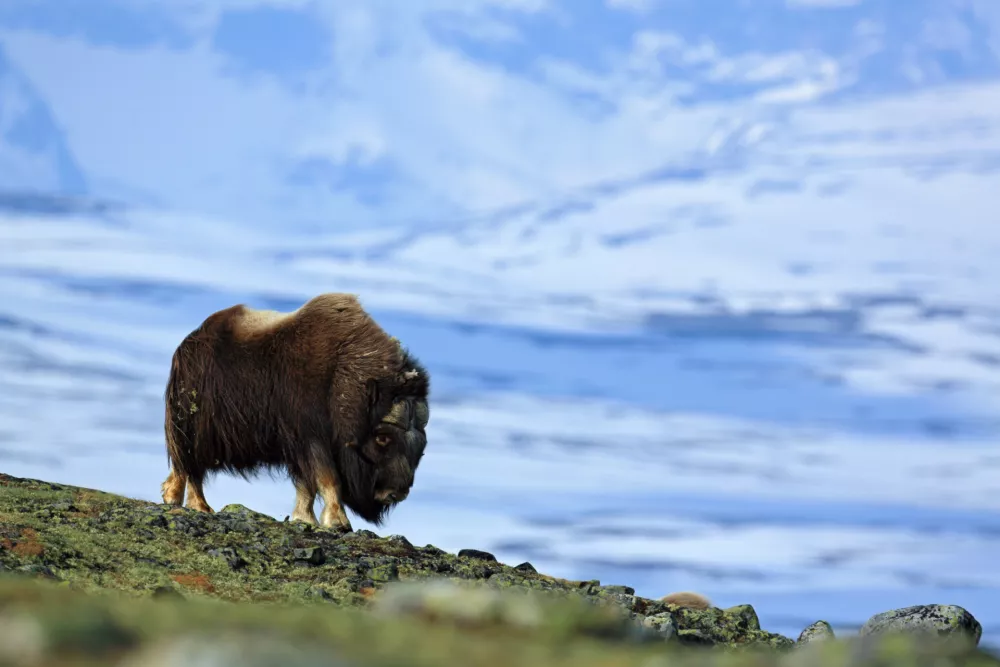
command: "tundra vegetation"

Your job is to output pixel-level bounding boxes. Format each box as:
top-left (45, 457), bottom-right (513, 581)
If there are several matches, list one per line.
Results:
top-left (0, 473), bottom-right (992, 666)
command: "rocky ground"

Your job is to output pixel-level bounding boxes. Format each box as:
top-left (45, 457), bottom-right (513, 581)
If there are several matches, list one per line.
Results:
top-left (0, 472), bottom-right (991, 666)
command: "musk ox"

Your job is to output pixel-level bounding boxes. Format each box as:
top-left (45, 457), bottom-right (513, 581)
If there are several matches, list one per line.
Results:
top-left (160, 293), bottom-right (430, 531)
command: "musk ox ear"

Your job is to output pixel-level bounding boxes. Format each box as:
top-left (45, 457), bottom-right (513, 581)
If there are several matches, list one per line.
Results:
top-left (366, 377), bottom-right (380, 411)
top-left (365, 377), bottom-right (394, 427)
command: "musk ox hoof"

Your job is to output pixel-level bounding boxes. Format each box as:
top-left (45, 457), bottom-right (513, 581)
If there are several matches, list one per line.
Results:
top-left (323, 522), bottom-right (353, 535)
top-left (319, 520), bottom-right (353, 535)
top-left (290, 511), bottom-right (319, 526)
top-left (186, 502), bottom-right (214, 514)
top-left (320, 506), bottom-right (352, 533)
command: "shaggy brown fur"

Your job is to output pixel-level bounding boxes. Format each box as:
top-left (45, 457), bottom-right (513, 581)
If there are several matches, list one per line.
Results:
top-left (660, 591), bottom-right (712, 610)
top-left (160, 293), bottom-right (430, 531)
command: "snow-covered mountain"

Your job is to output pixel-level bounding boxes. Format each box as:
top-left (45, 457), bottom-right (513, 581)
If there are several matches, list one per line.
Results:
top-left (0, 44), bottom-right (85, 195)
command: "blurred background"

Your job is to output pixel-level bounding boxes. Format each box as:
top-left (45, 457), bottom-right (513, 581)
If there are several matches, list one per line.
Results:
top-left (0, 0), bottom-right (998, 647)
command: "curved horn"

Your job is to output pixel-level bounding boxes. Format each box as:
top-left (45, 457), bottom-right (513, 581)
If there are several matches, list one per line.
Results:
top-left (414, 399), bottom-right (429, 429)
top-left (382, 400), bottom-right (408, 427)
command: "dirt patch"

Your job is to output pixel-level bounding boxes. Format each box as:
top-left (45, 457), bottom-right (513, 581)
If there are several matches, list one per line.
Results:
top-left (171, 573), bottom-right (216, 594)
top-left (8, 528), bottom-right (45, 558)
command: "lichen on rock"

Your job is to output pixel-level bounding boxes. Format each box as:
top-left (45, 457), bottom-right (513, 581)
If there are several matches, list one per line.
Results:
top-left (0, 472), bottom-right (995, 667)
top-left (860, 604), bottom-right (983, 646)
top-left (798, 620), bottom-right (836, 645)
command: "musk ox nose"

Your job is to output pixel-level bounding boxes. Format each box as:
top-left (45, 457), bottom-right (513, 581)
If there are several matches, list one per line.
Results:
top-left (388, 489), bottom-right (409, 502)
top-left (376, 488), bottom-right (409, 504)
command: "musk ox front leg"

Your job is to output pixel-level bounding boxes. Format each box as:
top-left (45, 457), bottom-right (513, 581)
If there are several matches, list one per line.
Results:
top-left (316, 464), bottom-right (352, 532)
top-left (289, 476), bottom-right (319, 525)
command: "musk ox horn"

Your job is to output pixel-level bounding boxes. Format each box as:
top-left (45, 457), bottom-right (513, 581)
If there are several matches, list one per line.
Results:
top-left (414, 399), bottom-right (429, 429)
top-left (382, 400), bottom-right (408, 426)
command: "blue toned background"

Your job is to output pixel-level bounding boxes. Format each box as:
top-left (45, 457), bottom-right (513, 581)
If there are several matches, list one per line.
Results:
top-left (1, 0), bottom-right (999, 646)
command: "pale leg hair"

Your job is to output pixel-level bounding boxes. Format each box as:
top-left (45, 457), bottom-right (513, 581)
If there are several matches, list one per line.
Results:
top-left (315, 464), bottom-right (352, 531)
top-left (289, 475), bottom-right (319, 525)
top-left (184, 474), bottom-right (213, 513)
top-left (160, 468), bottom-right (186, 506)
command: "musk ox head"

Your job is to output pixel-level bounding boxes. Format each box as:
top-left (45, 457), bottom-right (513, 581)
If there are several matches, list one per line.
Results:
top-left (367, 394), bottom-right (429, 504)
top-left (341, 357), bottom-right (430, 525)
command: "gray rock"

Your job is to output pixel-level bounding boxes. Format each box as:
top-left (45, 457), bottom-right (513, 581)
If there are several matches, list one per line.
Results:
top-left (860, 604), bottom-right (982, 646)
top-left (0, 613), bottom-right (46, 664)
top-left (639, 613), bottom-right (678, 641)
top-left (207, 547), bottom-right (247, 570)
top-left (797, 620), bottom-right (835, 644)
top-left (601, 585), bottom-right (636, 596)
top-left (217, 504), bottom-right (275, 523)
top-left (0, 606), bottom-right (138, 660)
top-left (724, 604), bottom-right (761, 631)
top-left (118, 634), bottom-right (356, 667)
top-left (292, 547), bottom-right (325, 566)
top-left (386, 534), bottom-right (413, 549)
top-left (457, 548), bottom-right (497, 562)
top-left (374, 579), bottom-right (544, 630)
top-left (373, 579), bottom-right (674, 645)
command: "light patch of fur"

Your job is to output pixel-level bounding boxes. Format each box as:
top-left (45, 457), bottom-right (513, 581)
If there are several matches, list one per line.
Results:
top-left (232, 293), bottom-right (365, 341)
top-left (660, 591), bottom-right (712, 610)
top-left (234, 307), bottom-right (298, 338)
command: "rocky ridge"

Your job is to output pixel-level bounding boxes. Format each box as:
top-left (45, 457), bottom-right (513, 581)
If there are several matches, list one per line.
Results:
top-left (0, 472), bottom-right (991, 666)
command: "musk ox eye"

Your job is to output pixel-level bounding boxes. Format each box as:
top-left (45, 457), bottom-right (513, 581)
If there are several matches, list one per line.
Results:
top-left (375, 434), bottom-right (391, 447)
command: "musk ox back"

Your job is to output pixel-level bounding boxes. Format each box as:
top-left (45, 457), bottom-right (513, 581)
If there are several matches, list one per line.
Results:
top-left (160, 293), bottom-right (430, 531)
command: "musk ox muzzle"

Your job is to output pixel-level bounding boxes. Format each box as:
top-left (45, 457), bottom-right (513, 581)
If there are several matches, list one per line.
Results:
top-left (372, 397), bottom-right (429, 505)
top-left (372, 453), bottom-right (417, 505)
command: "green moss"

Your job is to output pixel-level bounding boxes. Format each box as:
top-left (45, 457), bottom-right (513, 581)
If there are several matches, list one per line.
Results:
top-left (0, 472), bottom-right (996, 667)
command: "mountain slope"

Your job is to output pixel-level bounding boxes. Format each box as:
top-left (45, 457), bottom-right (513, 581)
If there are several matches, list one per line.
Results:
top-left (0, 43), bottom-right (86, 195)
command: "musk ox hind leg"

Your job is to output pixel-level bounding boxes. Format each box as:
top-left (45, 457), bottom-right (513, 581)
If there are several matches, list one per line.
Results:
top-left (184, 474), bottom-right (214, 514)
top-left (160, 468), bottom-right (187, 506)
top-left (290, 475), bottom-right (319, 525)
top-left (315, 464), bottom-right (353, 532)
